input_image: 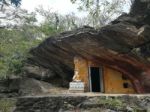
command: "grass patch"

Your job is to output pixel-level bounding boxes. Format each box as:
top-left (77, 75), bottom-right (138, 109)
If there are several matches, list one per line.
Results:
top-left (0, 99), bottom-right (16, 112)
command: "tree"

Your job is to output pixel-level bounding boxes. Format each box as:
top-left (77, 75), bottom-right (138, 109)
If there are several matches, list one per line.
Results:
top-left (0, 7), bottom-right (43, 79)
top-left (71, 0), bottom-right (129, 27)
top-left (0, 4), bottom-right (37, 28)
top-left (36, 6), bottom-right (84, 36)
top-left (0, 0), bottom-right (21, 8)
top-left (0, 26), bottom-right (43, 79)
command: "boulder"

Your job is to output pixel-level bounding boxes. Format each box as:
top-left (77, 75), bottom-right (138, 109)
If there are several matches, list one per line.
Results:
top-left (18, 78), bottom-right (53, 95)
top-left (0, 78), bottom-right (62, 97)
top-left (23, 64), bottom-right (55, 80)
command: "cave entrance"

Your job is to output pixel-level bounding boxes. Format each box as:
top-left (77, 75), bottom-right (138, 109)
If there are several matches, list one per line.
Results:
top-left (89, 67), bottom-right (104, 92)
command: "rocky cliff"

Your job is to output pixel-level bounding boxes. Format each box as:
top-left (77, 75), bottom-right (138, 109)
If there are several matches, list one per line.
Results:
top-left (25, 0), bottom-right (150, 93)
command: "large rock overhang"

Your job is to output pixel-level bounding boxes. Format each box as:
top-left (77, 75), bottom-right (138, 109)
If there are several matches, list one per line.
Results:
top-left (28, 0), bottom-right (150, 93)
top-left (28, 24), bottom-right (150, 93)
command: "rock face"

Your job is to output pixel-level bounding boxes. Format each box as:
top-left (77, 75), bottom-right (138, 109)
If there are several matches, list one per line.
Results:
top-left (26, 0), bottom-right (150, 93)
top-left (23, 64), bottom-right (55, 81)
top-left (0, 78), bottom-right (57, 98)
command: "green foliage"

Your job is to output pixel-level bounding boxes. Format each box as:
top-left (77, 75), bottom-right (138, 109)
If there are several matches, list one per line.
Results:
top-left (39, 21), bottom-right (59, 36)
top-left (0, 99), bottom-right (16, 112)
top-left (0, 28), bottom-right (42, 79)
top-left (98, 97), bottom-right (124, 109)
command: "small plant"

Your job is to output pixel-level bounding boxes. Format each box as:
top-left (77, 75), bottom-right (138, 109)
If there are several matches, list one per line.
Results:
top-left (0, 99), bottom-right (16, 112)
top-left (98, 97), bottom-right (124, 110)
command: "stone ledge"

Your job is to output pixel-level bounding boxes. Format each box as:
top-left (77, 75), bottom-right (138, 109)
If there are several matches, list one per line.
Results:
top-left (0, 94), bottom-right (150, 112)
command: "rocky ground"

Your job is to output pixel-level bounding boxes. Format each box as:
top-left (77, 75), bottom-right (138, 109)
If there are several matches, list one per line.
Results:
top-left (0, 78), bottom-right (150, 112)
top-left (0, 94), bottom-right (150, 112)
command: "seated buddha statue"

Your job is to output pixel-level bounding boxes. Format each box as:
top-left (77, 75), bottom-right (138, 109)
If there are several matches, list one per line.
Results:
top-left (72, 70), bottom-right (81, 82)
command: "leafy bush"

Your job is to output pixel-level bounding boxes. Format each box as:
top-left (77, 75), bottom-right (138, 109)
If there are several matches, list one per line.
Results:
top-left (0, 28), bottom-right (42, 79)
